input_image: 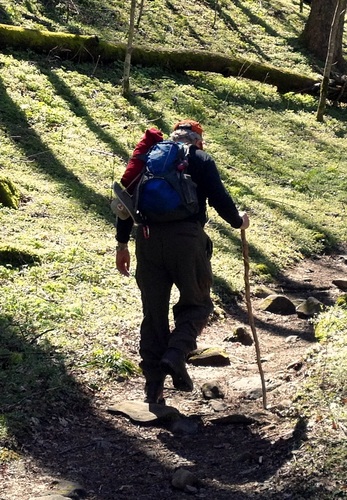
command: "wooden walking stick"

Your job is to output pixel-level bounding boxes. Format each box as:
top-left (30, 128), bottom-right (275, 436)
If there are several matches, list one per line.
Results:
top-left (241, 229), bottom-right (267, 409)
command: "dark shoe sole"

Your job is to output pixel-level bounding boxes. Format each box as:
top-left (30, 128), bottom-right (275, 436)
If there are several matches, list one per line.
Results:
top-left (160, 356), bottom-right (193, 392)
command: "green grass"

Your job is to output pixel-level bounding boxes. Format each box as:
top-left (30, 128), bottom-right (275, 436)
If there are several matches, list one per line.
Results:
top-left (0, 0), bottom-right (318, 75)
top-left (292, 306), bottom-right (347, 494)
top-left (0, 0), bottom-right (346, 477)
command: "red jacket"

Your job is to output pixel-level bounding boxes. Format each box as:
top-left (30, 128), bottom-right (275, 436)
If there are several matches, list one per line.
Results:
top-left (121, 128), bottom-right (163, 192)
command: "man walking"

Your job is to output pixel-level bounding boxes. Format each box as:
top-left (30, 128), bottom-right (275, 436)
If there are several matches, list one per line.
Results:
top-left (116, 119), bottom-right (249, 404)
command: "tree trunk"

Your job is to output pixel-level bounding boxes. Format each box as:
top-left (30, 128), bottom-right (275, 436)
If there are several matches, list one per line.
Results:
top-left (302, 0), bottom-right (347, 72)
top-left (136, 0), bottom-right (145, 29)
top-left (122, 0), bottom-right (137, 97)
top-left (317, 0), bottom-right (346, 121)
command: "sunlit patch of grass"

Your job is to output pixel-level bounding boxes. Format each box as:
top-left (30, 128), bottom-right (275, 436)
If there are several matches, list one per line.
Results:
top-left (0, 447), bottom-right (21, 463)
top-left (87, 348), bottom-right (140, 377)
top-left (336, 294), bottom-right (347, 308)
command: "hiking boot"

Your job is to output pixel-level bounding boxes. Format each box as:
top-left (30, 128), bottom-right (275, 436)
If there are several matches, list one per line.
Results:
top-left (144, 380), bottom-right (165, 405)
top-left (160, 348), bottom-right (193, 392)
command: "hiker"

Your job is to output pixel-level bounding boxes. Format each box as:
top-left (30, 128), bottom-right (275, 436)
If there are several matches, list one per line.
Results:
top-left (115, 119), bottom-right (249, 404)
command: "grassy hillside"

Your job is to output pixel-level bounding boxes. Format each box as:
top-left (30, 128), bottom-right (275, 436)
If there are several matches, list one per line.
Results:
top-left (0, 0), bottom-right (347, 479)
top-left (0, 0), bottom-right (323, 76)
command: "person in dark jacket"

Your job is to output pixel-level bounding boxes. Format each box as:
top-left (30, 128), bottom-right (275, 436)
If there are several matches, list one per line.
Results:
top-left (116, 119), bottom-right (249, 404)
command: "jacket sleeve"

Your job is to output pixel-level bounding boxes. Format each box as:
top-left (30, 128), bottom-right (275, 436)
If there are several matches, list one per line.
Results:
top-left (116, 216), bottom-right (134, 244)
top-left (197, 151), bottom-right (243, 229)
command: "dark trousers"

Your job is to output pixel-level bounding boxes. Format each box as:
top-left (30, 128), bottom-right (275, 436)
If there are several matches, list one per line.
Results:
top-left (135, 221), bottom-right (213, 382)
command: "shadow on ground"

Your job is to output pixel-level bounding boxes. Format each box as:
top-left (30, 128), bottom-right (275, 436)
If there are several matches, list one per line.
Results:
top-left (0, 309), bottom-right (328, 500)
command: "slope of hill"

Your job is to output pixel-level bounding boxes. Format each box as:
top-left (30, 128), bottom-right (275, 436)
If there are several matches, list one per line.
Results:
top-left (0, 1), bottom-right (347, 499)
top-left (0, 0), bottom-right (319, 75)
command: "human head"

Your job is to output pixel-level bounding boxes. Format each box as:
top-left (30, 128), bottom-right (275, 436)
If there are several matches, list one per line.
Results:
top-left (170, 119), bottom-right (204, 149)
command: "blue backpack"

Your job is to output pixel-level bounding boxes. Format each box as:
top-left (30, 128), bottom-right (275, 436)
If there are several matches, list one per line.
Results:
top-left (134, 140), bottom-right (199, 223)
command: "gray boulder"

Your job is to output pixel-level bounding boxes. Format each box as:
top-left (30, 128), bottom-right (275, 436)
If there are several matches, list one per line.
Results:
top-left (259, 294), bottom-right (296, 315)
top-left (296, 296), bottom-right (324, 318)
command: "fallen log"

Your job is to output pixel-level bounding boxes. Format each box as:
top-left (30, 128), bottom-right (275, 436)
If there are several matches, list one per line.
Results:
top-left (0, 23), bottom-right (318, 94)
top-left (0, 24), bottom-right (320, 92)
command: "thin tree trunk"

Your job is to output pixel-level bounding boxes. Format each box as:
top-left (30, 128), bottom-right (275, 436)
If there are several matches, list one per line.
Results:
top-left (317, 0), bottom-right (347, 121)
top-left (136, 0), bottom-right (145, 29)
top-left (212, 0), bottom-right (218, 29)
top-left (122, 0), bottom-right (137, 97)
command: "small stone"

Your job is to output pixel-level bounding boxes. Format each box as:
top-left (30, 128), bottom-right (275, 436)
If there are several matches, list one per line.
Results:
top-left (201, 381), bottom-right (224, 399)
top-left (225, 326), bottom-right (253, 346)
top-left (185, 484), bottom-right (198, 493)
top-left (188, 347), bottom-right (230, 366)
top-left (171, 468), bottom-right (199, 490)
top-left (332, 279), bottom-right (347, 292)
top-left (210, 400), bottom-right (227, 412)
top-left (296, 296), bottom-right (324, 318)
top-left (287, 359), bottom-right (303, 371)
top-left (285, 335), bottom-right (299, 343)
top-left (170, 417), bottom-right (200, 435)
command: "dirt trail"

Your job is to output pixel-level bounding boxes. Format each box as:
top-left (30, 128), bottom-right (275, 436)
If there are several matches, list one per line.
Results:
top-left (1, 253), bottom-right (346, 500)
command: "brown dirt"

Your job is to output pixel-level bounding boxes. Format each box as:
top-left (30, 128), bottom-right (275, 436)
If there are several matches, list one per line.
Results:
top-left (1, 253), bottom-right (346, 500)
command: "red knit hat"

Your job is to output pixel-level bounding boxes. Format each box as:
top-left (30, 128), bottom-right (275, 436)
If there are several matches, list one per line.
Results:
top-left (173, 119), bottom-right (204, 137)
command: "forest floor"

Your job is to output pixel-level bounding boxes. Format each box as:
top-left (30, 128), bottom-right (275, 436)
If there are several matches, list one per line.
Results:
top-left (1, 252), bottom-right (347, 500)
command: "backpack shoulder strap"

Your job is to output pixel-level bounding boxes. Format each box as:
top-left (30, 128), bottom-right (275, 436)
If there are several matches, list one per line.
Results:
top-left (181, 143), bottom-right (190, 157)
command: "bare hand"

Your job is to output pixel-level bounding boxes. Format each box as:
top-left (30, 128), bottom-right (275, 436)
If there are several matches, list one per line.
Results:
top-left (239, 212), bottom-right (250, 230)
top-left (116, 248), bottom-right (130, 277)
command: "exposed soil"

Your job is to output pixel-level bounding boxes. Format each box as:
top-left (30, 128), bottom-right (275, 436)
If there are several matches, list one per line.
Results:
top-left (1, 253), bottom-right (346, 500)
